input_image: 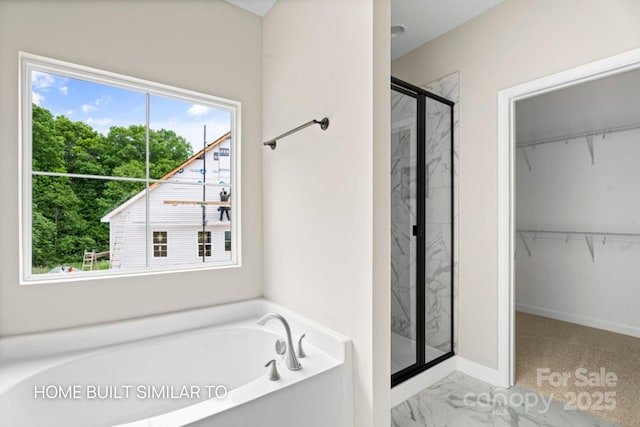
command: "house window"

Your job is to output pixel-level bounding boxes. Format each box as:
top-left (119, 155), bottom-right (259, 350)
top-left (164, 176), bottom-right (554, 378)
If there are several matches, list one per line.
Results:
top-left (220, 148), bottom-right (230, 156)
top-left (198, 231), bottom-right (212, 257)
top-left (214, 152), bottom-right (219, 161)
top-left (153, 232), bottom-right (168, 257)
top-left (21, 53), bottom-right (240, 283)
top-left (225, 231), bottom-right (231, 252)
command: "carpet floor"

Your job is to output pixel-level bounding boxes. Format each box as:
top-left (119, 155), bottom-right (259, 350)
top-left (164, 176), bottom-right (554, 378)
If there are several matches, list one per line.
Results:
top-left (516, 311), bottom-right (640, 427)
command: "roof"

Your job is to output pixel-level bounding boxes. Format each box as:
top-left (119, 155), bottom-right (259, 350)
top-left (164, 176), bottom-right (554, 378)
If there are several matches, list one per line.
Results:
top-left (101, 131), bottom-right (231, 222)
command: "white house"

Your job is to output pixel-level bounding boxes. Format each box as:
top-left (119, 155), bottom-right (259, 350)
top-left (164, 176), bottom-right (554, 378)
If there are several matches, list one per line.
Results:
top-left (101, 132), bottom-right (232, 270)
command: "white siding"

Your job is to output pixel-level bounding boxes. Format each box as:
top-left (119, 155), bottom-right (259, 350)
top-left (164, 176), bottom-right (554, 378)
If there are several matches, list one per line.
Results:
top-left (107, 137), bottom-right (233, 270)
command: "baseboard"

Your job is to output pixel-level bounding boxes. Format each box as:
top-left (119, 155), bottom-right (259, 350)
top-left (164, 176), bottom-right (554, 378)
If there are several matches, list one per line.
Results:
top-left (456, 356), bottom-right (499, 385)
top-left (390, 356), bottom-right (457, 407)
top-left (516, 303), bottom-right (640, 339)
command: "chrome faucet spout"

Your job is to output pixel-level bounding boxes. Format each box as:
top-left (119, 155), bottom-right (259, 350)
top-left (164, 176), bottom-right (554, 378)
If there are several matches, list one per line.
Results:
top-left (256, 313), bottom-right (302, 371)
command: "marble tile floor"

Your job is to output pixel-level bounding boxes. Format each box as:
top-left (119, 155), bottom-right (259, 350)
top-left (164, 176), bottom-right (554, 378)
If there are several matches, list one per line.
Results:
top-left (391, 371), bottom-right (618, 427)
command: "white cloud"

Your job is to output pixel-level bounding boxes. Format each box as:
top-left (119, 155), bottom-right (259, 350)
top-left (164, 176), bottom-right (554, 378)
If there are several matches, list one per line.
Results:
top-left (80, 96), bottom-right (111, 114)
top-left (32, 91), bottom-right (43, 105)
top-left (85, 117), bottom-right (114, 135)
top-left (95, 95), bottom-right (112, 106)
top-left (187, 104), bottom-right (210, 118)
top-left (81, 104), bottom-right (98, 113)
top-left (86, 117), bottom-right (113, 126)
top-left (59, 86), bottom-right (69, 95)
top-left (65, 110), bottom-right (74, 116)
top-left (149, 118), bottom-right (230, 152)
top-left (32, 71), bottom-right (55, 90)
top-left (31, 72), bottom-right (55, 105)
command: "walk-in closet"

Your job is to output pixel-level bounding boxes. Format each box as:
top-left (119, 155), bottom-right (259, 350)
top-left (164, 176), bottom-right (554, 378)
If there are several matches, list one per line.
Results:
top-left (514, 67), bottom-right (640, 426)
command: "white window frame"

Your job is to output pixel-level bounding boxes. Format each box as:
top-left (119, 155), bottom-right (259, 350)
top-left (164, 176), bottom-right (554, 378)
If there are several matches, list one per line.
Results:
top-left (225, 230), bottom-right (232, 252)
top-left (19, 52), bottom-right (242, 284)
top-left (197, 231), bottom-right (212, 258)
top-left (153, 231), bottom-right (168, 258)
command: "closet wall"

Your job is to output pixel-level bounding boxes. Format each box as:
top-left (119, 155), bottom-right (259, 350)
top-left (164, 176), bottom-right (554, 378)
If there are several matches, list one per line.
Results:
top-left (515, 70), bottom-right (640, 338)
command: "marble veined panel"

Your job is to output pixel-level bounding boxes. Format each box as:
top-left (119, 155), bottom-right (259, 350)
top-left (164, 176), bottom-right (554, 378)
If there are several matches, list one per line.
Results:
top-left (392, 372), bottom-right (617, 427)
top-left (423, 72), bottom-right (459, 355)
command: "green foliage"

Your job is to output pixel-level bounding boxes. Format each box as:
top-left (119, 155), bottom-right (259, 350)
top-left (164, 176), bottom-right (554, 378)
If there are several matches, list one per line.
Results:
top-left (32, 105), bottom-right (66, 172)
top-left (32, 210), bottom-right (55, 266)
top-left (31, 104), bottom-right (193, 269)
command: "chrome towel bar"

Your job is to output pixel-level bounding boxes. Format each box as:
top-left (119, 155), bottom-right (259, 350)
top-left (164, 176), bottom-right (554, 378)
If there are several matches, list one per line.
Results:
top-left (263, 117), bottom-right (329, 150)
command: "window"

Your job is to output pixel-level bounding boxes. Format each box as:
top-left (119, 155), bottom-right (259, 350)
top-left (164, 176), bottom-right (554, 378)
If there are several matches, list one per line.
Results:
top-left (214, 152), bottom-right (219, 161)
top-left (225, 231), bottom-right (231, 252)
top-left (220, 148), bottom-right (230, 156)
top-left (21, 53), bottom-right (240, 283)
top-left (153, 232), bottom-right (168, 257)
top-left (198, 231), bottom-right (212, 257)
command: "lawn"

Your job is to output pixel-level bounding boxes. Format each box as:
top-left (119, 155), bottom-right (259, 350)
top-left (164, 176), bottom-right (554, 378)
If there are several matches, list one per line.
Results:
top-left (32, 260), bottom-right (111, 275)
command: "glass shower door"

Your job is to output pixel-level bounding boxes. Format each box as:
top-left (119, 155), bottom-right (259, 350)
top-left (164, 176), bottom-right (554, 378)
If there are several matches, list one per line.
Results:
top-left (424, 96), bottom-right (453, 365)
top-left (391, 77), bottom-right (454, 385)
top-left (390, 86), bottom-right (418, 375)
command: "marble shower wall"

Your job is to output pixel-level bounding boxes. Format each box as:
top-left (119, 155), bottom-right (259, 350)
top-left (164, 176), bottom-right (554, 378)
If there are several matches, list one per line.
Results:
top-left (422, 72), bottom-right (459, 354)
top-left (391, 90), bottom-right (416, 340)
top-left (390, 72), bottom-right (459, 356)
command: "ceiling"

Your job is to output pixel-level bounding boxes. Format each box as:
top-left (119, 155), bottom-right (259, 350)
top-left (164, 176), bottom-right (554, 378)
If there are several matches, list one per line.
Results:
top-left (225, 0), bottom-right (506, 61)
top-left (516, 68), bottom-right (640, 143)
top-left (391, 0), bottom-right (505, 60)
top-left (224, 0), bottom-right (276, 17)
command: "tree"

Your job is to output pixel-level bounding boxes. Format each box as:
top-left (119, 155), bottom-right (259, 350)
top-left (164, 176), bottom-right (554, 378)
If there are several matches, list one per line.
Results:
top-left (54, 115), bottom-right (106, 247)
top-left (101, 125), bottom-right (193, 179)
top-left (98, 161), bottom-right (146, 216)
top-left (32, 210), bottom-right (55, 266)
top-left (32, 105), bottom-right (65, 173)
top-left (31, 105), bottom-right (84, 262)
top-left (30, 105), bottom-right (192, 268)
top-left (149, 128), bottom-right (192, 179)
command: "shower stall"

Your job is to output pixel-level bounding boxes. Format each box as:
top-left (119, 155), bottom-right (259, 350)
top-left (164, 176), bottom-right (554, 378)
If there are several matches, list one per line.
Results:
top-left (390, 77), bottom-right (454, 386)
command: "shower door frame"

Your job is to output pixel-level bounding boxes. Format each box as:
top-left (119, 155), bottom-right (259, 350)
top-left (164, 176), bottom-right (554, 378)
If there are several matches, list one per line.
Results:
top-left (391, 77), bottom-right (455, 387)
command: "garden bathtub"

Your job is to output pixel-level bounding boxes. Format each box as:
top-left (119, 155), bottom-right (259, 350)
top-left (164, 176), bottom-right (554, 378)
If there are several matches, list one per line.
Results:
top-left (0, 299), bottom-right (352, 427)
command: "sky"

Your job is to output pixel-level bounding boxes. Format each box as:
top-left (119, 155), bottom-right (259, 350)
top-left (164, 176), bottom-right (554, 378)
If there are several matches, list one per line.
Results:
top-left (31, 71), bottom-right (231, 152)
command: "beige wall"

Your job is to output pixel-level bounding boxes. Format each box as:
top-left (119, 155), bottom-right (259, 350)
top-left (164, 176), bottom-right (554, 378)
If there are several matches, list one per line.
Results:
top-left (372, 0), bottom-right (391, 425)
top-left (0, 0), bottom-right (263, 336)
top-left (262, 0), bottom-right (389, 425)
top-left (392, 0), bottom-right (640, 369)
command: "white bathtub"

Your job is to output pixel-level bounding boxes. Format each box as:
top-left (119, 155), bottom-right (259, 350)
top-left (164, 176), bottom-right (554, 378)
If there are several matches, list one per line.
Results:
top-left (0, 299), bottom-right (352, 427)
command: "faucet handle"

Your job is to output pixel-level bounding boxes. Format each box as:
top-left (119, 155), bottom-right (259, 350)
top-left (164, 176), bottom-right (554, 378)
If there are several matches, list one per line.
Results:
top-left (265, 359), bottom-right (280, 381)
top-left (275, 339), bottom-right (287, 355)
top-left (297, 334), bottom-right (307, 358)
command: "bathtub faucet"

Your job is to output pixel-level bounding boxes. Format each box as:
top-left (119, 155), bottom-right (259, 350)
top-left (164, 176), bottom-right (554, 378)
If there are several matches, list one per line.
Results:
top-left (256, 313), bottom-right (302, 371)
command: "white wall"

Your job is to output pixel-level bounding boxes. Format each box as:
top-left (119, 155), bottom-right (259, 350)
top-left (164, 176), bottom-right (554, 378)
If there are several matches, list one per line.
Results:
top-left (0, 0), bottom-right (263, 335)
top-left (262, 0), bottom-right (390, 426)
top-left (516, 127), bottom-right (640, 337)
top-left (392, 0), bottom-right (640, 369)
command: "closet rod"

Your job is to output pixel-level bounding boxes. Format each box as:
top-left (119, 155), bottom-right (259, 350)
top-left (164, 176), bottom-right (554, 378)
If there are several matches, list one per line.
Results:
top-left (263, 117), bottom-right (329, 150)
top-left (516, 122), bottom-right (640, 148)
top-left (517, 229), bottom-right (640, 238)
top-left (516, 229), bottom-right (640, 262)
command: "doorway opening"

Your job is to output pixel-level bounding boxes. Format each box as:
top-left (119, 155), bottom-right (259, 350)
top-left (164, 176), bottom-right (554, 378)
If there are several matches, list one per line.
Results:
top-left (498, 48), bottom-right (640, 425)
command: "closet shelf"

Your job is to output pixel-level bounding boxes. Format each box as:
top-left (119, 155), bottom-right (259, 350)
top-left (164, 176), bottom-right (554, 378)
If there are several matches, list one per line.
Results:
top-left (516, 228), bottom-right (640, 262)
top-left (516, 122), bottom-right (640, 169)
top-left (516, 122), bottom-right (640, 148)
